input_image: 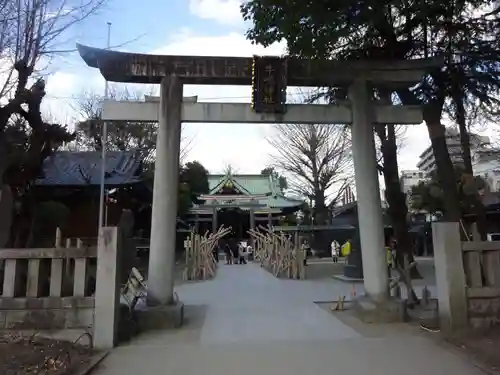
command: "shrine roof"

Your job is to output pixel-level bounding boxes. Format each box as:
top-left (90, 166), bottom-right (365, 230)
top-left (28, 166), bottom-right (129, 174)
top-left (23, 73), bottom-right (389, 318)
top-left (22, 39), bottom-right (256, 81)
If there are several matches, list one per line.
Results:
top-left (208, 174), bottom-right (280, 196)
top-left (194, 173), bottom-right (303, 210)
top-left (36, 151), bottom-right (143, 187)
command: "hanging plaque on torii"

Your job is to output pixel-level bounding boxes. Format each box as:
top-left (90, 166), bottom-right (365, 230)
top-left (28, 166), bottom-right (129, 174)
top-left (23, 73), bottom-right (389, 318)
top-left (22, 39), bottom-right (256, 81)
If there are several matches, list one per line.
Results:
top-left (251, 55), bottom-right (288, 114)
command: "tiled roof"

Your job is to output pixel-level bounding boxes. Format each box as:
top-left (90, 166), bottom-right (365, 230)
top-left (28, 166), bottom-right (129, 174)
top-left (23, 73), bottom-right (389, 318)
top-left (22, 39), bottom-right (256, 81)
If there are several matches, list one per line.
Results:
top-left (36, 151), bottom-right (144, 186)
top-left (266, 195), bottom-right (303, 208)
top-left (208, 174), bottom-right (272, 195)
top-left (331, 201), bottom-right (392, 226)
top-left (331, 201), bottom-right (357, 217)
top-left (208, 174), bottom-right (283, 195)
top-left (201, 173), bottom-right (303, 210)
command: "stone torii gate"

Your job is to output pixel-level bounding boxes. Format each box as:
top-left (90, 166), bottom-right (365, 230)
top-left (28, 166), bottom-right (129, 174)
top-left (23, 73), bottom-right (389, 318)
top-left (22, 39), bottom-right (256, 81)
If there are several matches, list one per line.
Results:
top-left (77, 44), bottom-right (439, 309)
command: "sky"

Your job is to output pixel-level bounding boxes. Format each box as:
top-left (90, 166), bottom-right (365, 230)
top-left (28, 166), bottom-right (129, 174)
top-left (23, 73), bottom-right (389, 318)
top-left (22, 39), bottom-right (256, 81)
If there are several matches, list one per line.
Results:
top-left (41, 0), bottom-right (437, 175)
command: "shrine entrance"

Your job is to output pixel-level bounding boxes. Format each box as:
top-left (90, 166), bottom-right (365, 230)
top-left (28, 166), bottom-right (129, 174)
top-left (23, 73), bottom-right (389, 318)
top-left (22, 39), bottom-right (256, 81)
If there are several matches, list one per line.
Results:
top-left (77, 43), bottom-right (440, 307)
top-left (217, 208), bottom-right (248, 239)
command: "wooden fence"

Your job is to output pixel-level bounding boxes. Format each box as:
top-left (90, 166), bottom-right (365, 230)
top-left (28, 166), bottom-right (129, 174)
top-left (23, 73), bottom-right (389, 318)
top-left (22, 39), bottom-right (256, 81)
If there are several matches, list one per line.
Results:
top-left (433, 222), bottom-right (500, 330)
top-left (462, 239), bottom-right (500, 328)
top-left (0, 227), bottom-right (121, 349)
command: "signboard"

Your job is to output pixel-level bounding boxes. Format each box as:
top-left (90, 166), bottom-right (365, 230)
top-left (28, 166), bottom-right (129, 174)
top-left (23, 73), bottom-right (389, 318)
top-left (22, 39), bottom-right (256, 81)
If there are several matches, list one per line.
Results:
top-left (251, 55), bottom-right (288, 114)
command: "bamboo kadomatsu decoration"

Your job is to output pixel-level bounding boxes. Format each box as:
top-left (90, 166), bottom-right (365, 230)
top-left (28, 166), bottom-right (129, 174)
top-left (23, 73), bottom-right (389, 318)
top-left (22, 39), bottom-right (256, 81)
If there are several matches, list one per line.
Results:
top-left (182, 226), bottom-right (231, 281)
top-left (248, 226), bottom-right (305, 279)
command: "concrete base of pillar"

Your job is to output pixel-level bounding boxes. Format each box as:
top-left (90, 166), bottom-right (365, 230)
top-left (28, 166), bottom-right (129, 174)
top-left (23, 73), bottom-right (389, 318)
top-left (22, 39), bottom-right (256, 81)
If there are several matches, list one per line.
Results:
top-left (332, 274), bottom-right (398, 283)
top-left (135, 302), bottom-right (185, 331)
top-left (353, 295), bottom-right (408, 323)
top-left (331, 274), bottom-right (364, 283)
top-left (343, 264), bottom-right (363, 279)
top-left (407, 298), bottom-right (439, 329)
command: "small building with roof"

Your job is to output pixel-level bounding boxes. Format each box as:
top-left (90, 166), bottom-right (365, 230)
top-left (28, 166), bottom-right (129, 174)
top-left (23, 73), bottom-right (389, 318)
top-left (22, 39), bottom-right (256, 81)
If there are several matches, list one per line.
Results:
top-left (34, 150), bottom-right (156, 240)
top-left (187, 172), bottom-right (303, 239)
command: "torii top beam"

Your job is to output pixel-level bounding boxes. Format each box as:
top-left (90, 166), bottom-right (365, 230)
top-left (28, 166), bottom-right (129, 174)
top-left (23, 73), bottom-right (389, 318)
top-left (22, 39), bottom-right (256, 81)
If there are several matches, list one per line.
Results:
top-left (76, 44), bottom-right (442, 86)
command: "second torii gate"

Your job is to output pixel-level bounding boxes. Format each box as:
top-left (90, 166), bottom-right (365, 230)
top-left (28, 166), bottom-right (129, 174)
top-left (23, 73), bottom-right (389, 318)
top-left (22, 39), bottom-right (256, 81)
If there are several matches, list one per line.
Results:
top-left (77, 43), bottom-right (439, 308)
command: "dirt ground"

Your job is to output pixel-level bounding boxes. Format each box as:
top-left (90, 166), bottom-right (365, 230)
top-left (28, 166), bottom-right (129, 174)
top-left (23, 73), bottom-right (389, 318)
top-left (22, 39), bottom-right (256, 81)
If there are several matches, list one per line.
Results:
top-left (447, 327), bottom-right (500, 373)
top-left (0, 333), bottom-right (95, 375)
top-left (318, 300), bottom-right (500, 374)
top-left (304, 259), bottom-right (346, 279)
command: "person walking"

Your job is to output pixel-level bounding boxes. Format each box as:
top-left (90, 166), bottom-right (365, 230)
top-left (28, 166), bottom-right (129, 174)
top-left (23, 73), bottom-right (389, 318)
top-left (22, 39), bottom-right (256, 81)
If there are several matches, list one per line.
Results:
top-left (341, 238), bottom-right (352, 258)
top-left (301, 240), bottom-right (309, 267)
top-left (387, 237), bottom-right (397, 277)
top-left (231, 238), bottom-right (239, 264)
top-left (238, 241), bottom-right (247, 264)
top-left (331, 239), bottom-right (340, 263)
top-left (246, 243), bottom-right (253, 261)
top-left (224, 242), bottom-right (233, 265)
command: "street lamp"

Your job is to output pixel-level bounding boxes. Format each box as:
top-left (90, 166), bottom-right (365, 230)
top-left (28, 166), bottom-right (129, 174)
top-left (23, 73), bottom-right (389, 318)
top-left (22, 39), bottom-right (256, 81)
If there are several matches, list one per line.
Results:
top-left (97, 22), bottom-right (112, 234)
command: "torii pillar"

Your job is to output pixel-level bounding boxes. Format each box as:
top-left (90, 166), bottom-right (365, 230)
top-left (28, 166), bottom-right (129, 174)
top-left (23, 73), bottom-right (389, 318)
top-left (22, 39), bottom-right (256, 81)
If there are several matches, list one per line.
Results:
top-left (147, 75), bottom-right (182, 305)
top-left (349, 80), bottom-right (388, 302)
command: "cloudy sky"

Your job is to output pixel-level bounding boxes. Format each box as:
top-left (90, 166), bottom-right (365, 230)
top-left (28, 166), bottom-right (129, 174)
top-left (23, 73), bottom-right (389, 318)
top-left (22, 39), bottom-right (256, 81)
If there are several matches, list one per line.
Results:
top-left (41, 0), bottom-right (436, 175)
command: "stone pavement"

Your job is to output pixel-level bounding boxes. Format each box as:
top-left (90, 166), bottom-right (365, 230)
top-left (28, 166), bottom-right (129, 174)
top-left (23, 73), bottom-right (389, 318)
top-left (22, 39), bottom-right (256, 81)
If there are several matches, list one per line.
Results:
top-left (93, 263), bottom-right (483, 375)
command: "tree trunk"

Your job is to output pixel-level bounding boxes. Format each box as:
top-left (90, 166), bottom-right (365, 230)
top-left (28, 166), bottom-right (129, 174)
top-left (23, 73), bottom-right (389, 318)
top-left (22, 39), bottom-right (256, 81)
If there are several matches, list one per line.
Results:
top-left (424, 105), bottom-right (462, 222)
top-left (0, 133), bottom-right (7, 186)
top-left (454, 92), bottom-right (473, 173)
top-left (452, 88), bottom-right (487, 240)
top-left (396, 90), bottom-right (461, 222)
top-left (376, 125), bottom-right (422, 285)
top-left (314, 189), bottom-right (328, 225)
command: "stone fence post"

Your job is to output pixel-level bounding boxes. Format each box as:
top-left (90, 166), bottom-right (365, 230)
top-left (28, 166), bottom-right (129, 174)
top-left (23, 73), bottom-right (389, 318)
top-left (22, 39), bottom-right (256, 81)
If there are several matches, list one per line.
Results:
top-left (94, 227), bottom-right (122, 349)
top-left (432, 222), bottom-right (468, 331)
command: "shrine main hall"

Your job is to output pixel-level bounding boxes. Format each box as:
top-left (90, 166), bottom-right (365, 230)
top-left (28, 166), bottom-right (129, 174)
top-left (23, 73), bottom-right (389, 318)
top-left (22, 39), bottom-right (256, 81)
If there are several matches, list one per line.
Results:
top-left (186, 172), bottom-right (303, 238)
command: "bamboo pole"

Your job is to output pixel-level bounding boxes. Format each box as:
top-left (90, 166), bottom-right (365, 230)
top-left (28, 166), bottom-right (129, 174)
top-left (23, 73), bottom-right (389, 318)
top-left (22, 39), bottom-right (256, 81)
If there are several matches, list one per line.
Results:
top-left (182, 225), bottom-right (231, 281)
top-left (248, 227), bottom-right (305, 280)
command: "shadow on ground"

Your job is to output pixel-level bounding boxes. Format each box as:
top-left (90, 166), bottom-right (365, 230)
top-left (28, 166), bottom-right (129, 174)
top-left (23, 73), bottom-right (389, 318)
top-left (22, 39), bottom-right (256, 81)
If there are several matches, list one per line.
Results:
top-left (122, 304), bottom-right (209, 347)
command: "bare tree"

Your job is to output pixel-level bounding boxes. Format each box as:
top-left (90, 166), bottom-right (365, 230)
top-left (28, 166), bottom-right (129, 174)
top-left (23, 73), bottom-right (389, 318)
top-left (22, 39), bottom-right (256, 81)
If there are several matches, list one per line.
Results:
top-left (0, 0), bottom-right (104, 248)
top-left (0, 0), bottom-right (104, 100)
top-left (73, 87), bottom-right (193, 164)
top-left (0, 0), bottom-right (105, 184)
top-left (268, 124), bottom-right (352, 224)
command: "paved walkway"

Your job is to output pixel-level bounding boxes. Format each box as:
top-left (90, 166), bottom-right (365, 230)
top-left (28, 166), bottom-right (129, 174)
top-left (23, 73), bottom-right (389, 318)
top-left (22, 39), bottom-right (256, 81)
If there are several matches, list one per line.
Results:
top-left (94, 263), bottom-right (483, 375)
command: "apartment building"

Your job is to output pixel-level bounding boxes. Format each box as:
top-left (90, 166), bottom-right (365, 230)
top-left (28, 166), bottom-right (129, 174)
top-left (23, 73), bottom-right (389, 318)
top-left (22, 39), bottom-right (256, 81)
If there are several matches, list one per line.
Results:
top-left (414, 127), bottom-right (500, 193)
top-left (473, 148), bottom-right (500, 192)
top-left (416, 127), bottom-right (490, 174)
top-left (400, 170), bottom-right (427, 195)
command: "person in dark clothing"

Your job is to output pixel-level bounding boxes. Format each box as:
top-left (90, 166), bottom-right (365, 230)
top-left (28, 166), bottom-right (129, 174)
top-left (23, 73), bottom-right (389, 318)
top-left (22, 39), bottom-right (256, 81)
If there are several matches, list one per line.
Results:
top-left (231, 239), bottom-right (239, 264)
top-left (213, 242), bottom-right (219, 263)
top-left (221, 239), bottom-right (232, 264)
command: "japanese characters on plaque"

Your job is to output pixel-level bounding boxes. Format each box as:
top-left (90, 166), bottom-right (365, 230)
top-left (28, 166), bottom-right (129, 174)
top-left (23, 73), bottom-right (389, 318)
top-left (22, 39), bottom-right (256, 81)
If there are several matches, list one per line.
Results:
top-left (251, 55), bottom-right (288, 114)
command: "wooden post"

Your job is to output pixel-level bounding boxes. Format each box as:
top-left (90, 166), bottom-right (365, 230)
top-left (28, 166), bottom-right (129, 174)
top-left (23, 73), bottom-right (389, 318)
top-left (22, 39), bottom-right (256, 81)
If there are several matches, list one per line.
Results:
top-left (212, 208), bottom-right (217, 233)
top-left (26, 259), bottom-right (40, 297)
top-left (249, 209), bottom-right (255, 247)
top-left (194, 214), bottom-right (200, 233)
top-left (73, 239), bottom-right (87, 296)
top-left (94, 227), bottom-right (122, 349)
top-left (50, 227), bottom-right (64, 297)
top-left (2, 259), bottom-right (18, 297)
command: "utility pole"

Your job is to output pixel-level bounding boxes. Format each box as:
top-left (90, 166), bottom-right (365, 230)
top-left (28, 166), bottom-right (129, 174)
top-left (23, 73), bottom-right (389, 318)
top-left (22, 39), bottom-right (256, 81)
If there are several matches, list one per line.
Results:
top-left (97, 21), bottom-right (112, 234)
